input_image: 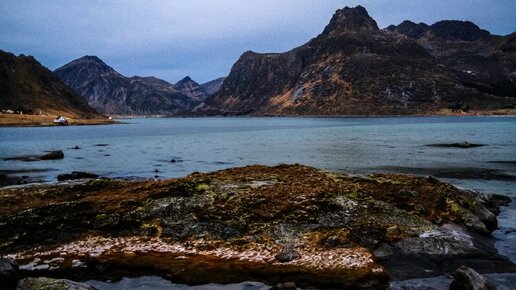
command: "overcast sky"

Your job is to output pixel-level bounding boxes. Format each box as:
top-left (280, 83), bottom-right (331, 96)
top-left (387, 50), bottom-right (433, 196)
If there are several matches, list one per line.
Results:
top-left (1, 0), bottom-right (515, 83)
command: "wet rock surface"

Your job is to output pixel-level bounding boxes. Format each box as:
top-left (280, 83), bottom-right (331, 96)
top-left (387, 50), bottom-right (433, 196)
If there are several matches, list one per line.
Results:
top-left (40, 151), bottom-right (65, 160)
top-left (57, 172), bottom-right (99, 181)
top-left (16, 277), bottom-right (95, 290)
top-left (426, 142), bottom-right (486, 148)
top-left (450, 266), bottom-right (497, 290)
top-left (3, 151), bottom-right (64, 162)
top-left (0, 258), bottom-right (19, 290)
top-left (0, 164), bottom-right (513, 289)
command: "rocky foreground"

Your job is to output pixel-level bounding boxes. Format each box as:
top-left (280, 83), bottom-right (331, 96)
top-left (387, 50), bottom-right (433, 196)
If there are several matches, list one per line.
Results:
top-left (0, 164), bottom-right (514, 289)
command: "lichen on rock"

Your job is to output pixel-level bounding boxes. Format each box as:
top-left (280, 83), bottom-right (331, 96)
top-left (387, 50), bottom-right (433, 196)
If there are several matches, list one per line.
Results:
top-left (0, 164), bottom-right (512, 289)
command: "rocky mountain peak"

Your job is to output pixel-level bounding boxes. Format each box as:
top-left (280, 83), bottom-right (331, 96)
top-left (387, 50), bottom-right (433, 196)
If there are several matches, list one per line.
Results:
top-left (386, 20), bottom-right (430, 38)
top-left (57, 55), bottom-right (116, 76)
top-left (177, 76), bottom-right (193, 83)
top-left (322, 5), bottom-right (379, 35)
top-left (173, 76), bottom-right (208, 102)
top-left (430, 20), bottom-right (491, 41)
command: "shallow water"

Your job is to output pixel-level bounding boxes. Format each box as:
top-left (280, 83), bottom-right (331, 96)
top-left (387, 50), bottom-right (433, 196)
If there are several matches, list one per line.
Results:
top-left (86, 277), bottom-right (270, 290)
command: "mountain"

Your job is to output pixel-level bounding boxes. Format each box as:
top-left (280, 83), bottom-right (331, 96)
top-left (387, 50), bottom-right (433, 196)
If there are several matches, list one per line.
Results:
top-left (206, 6), bottom-right (515, 115)
top-left (173, 76), bottom-right (209, 102)
top-left (201, 77), bottom-right (225, 96)
top-left (0, 50), bottom-right (100, 118)
top-left (386, 20), bottom-right (515, 99)
top-left (54, 56), bottom-right (207, 115)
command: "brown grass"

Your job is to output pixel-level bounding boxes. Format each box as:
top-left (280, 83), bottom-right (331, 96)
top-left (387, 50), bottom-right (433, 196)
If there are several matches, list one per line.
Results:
top-left (0, 113), bottom-right (117, 127)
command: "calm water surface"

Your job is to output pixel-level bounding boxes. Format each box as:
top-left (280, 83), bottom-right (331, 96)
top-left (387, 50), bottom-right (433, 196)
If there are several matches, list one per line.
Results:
top-left (1, 116), bottom-right (515, 195)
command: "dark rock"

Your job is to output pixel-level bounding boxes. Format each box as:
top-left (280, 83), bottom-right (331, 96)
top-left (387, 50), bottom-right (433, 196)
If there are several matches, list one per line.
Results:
top-left (349, 223), bottom-right (386, 248)
top-left (93, 213), bottom-right (120, 229)
top-left (398, 189), bottom-right (419, 198)
top-left (427, 142), bottom-right (486, 148)
top-left (275, 248), bottom-right (300, 263)
top-left (72, 146), bottom-right (80, 150)
top-left (450, 266), bottom-right (497, 290)
top-left (0, 258), bottom-right (19, 289)
top-left (170, 159), bottom-right (176, 163)
top-left (322, 235), bottom-right (341, 247)
top-left (270, 282), bottom-right (297, 290)
top-left (57, 171), bottom-right (99, 181)
top-left (94, 144), bottom-right (109, 147)
top-left (3, 155), bottom-right (41, 162)
top-left (41, 150), bottom-right (64, 160)
top-left (16, 277), bottom-right (96, 290)
top-left (0, 174), bottom-right (23, 187)
top-left (373, 243), bottom-right (393, 260)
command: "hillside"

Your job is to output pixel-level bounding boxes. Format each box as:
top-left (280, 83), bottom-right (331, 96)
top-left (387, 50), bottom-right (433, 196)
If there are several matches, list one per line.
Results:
top-left (0, 50), bottom-right (100, 118)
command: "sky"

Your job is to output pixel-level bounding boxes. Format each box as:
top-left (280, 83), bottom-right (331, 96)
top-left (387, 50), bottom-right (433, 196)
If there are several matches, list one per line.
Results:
top-left (1, 0), bottom-right (515, 84)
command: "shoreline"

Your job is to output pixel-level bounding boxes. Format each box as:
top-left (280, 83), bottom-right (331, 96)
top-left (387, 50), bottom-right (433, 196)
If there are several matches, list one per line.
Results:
top-left (0, 113), bottom-right (119, 127)
top-left (1, 111), bottom-right (515, 127)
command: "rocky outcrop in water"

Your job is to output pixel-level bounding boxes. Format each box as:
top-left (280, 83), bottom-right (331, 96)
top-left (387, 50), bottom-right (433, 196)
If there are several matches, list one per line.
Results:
top-left (54, 56), bottom-right (209, 115)
top-left (0, 164), bottom-right (513, 289)
top-left (450, 266), bottom-right (497, 290)
top-left (204, 6), bottom-right (515, 116)
top-left (57, 172), bottom-right (99, 181)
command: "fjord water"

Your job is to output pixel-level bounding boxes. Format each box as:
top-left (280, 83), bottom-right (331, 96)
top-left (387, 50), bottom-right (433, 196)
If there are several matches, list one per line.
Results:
top-left (1, 116), bottom-right (515, 195)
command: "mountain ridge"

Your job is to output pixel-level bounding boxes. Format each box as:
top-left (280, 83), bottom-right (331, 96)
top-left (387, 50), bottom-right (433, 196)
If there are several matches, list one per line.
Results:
top-left (203, 6), bottom-right (515, 116)
top-left (54, 56), bottom-right (213, 115)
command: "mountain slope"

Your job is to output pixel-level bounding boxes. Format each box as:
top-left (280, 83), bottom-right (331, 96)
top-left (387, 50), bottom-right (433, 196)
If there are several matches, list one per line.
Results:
top-left (173, 76), bottom-right (209, 102)
top-left (54, 57), bottom-right (206, 115)
top-left (201, 77), bottom-right (225, 96)
top-left (0, 50), bottom-right (100, 118)
top-left (206, 6), bottom-right (515, 115)
top-left (386, 20), bottom-right (516, 98)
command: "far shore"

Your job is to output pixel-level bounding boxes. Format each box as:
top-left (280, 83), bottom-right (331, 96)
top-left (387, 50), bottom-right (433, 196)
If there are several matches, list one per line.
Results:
top-left (1, 107), bottom-right (515, 127)
top-left (0, 113), bottom-right (119, 127)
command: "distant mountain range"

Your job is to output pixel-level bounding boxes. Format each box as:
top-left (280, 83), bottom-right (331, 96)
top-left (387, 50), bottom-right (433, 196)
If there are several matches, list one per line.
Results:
top-left (54, 56), bottom-right (223, 115)
top-left (0, 50), bottom-right (100, 118)
top-left (2, 5), bottom-right (515, 117)
top-left (204, 6), bottom-right (515, 115)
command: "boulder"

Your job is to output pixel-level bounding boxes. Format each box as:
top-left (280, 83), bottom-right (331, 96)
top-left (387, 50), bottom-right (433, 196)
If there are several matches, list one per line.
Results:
top-left (16, 277), bottom-right (96, 290)
top-left (0, 258), bottom-right (19, 289)
top-left (57, 171), bottom-right (99, 181)
top-left (270, 282), bottom-right (297, 290)
top-left (450, 266), bottom-right (497, 290)
top-left (41, 150), bottom-right (64, 160)
top-left (274, 248), bottom-right (300, 263)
